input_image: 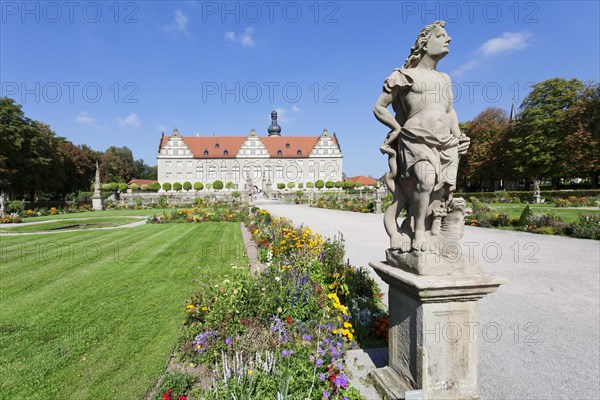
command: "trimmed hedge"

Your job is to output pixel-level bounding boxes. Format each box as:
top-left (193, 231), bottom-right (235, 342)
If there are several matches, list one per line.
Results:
top-left (457, 190), bottom-right (600, 202)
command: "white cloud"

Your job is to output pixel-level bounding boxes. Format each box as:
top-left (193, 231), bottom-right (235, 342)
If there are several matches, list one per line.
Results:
top-left (273, 107), bottom-right (292, 124)
top-left (174, 9), bottom-right (188, 31)
top-left (75, 111), bottom-right (101, 129)
top-left (164, 9), bottom-right (188, 33)
top-left (224, 28), bottom-right (256, 48)
top-left (478, 31), bottom-right (532, 56)
top-left (291, 105), bottom-right (301, 112)
top-left (117, 113), bottom-right (141, 128)
top-left (452, 31), bottom-right (532, 76)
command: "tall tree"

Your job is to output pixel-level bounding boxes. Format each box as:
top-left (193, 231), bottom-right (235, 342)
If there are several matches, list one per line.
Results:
top-left (560, 82), bottom-right (600, 187)
top-left (509, 78), bottom-right (585, 188)
top-left (101, 146), bottom-right (134, 183)
top-left (460, 108), bottom-right (510, 191)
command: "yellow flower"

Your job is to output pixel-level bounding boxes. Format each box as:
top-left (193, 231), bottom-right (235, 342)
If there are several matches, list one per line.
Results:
top-left (344, 321), bottom-right (352, 329)
top-left (248, 369), bottom-right (253, 375)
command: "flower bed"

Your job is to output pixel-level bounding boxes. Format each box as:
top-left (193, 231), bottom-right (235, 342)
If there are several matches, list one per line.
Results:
top-left (467, 204), bottom-right (599, 240)
top-left (151, 207), bottom-right (387, 399)
top-left (312, 197), bottom-right (374, 213)
top-left (147, 201), bottom-right (248, 224)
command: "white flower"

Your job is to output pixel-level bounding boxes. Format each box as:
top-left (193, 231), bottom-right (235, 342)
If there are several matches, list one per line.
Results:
top-left (275, 276), bottom-right (280, 282)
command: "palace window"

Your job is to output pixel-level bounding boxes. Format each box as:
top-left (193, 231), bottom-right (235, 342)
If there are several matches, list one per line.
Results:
top-left (176, 161), bottom-right (182, 168)
top-left (186, 161), bottom-right (192, 168)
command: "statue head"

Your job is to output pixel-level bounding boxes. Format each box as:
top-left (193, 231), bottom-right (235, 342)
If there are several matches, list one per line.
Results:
top-left (403, 20), bottom-right (448, 69)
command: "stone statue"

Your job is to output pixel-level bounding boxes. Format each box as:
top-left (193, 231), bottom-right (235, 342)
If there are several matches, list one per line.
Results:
top-left (374, 20), bottom-right (470, 257)
top-left (533, 179), bottom-right (541, 197)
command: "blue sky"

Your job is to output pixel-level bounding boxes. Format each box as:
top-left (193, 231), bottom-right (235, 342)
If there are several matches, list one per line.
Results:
top-left (2, 0), bottom-right (599, 178)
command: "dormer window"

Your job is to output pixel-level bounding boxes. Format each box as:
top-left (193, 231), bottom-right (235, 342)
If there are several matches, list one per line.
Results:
top-left (223, 149), bottom-right (229, 156)
top-left (203, 149), bottom-right (209, 156)
top-left (285, 143), bottom-right (290, 149)
top-left (215, 143), bottom-right (220, 149)
top-left (297, 149), bottom-right (302, 156)
top-left (277, 149), bottom-right (283, 156)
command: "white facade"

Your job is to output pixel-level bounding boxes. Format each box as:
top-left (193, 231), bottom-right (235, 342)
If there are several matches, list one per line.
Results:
top-left (157, 128), bottom-right (343, 190)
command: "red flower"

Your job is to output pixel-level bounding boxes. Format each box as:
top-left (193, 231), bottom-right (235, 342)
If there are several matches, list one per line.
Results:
top-left (178, 396), bottom-right (187, 400)
top-left (286, 316), bottom-right (292, 325)
top-left (162, 389), bottom-right (173, 400)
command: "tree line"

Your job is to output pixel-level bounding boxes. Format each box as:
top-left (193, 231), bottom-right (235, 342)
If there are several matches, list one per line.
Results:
top-left (0, 97), bottom-right (156, 200)
top-left (458, 78), bottom-right (599, 190)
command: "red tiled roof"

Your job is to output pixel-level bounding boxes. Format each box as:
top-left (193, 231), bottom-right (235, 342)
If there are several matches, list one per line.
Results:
top-left (183, 136), bottom-right (247, 158)
top-left (259, 136), bottom-right (320, 158)
top-left (347, 176), bottom-right (377, 186)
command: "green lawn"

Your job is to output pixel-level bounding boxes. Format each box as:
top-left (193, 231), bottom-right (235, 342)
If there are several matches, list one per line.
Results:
top-left (0, 221), bottom-right (246, 399)
top-left (486, 203), bottom-right (599, 224)
top-left (0, 217), bottom-right (143, 233)
top-left (17, 208), bottom-right (176, 223)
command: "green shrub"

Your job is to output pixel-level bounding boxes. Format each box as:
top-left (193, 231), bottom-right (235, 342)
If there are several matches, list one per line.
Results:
top-left (150, 182), bottom-right (161, 191)
top-left (298, 183), bottom-right (304, 189)
top-left (151, 371), bottom-right (194, 400)
top-left (232, 191), bottom-right (241, 199)
top-left (135, 196), bottom-right (142, 207)
top-left (566, 214), bottom-right (600, 240)
top-left (130, 183), bottom-right (140, 191)
top-left (117, 182), bottom-right (128, 191)
top-left (193, 182), bottom-right (204, 191)
top-left (325, 180), bottom-right (335, 189)
top-left (158, 195), bottom-right (167, 208)
top-left (287, 181), bottom-right (295, 189)
top-left (315, 180), bottom-right (325, 189)
top-left (183, 181), bottom-right (192, 191)
top-left (518, 205), bottom-right (534, 226)
top-left (162, 182), bottom-right (172, 191)
top-left (277, 183), bottom-right (285, 190)
top-left (140, 184), bottom-right (149, 191)
top-left (173, 182), bottom-right (182, 191)
top-left (306, 182), bottom-right (314, 189)
top-left (6, 200), bottom-right (24, 213)
top-left (213, 180), bottom-right (224, 190)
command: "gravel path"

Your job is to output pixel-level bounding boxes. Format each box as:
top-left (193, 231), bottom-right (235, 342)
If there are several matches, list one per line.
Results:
top-left (0, 217), bottom-right (147, 235)
top-left (260, 204), bottom-right (600, 400)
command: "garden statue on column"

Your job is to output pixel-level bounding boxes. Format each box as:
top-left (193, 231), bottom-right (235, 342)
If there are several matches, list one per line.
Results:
top-left (374, 20), bottom-right (470, 261)
top-left (533, 179), bottom-right (541, 203)
top-left (369, 21), bottom-right (506, 400)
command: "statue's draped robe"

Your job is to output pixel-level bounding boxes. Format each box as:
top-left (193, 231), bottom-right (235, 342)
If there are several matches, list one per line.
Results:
top-left (384, 68), bottom-right (459, 192)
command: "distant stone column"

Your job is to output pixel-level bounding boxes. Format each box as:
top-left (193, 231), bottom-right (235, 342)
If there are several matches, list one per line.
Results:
top-left (92, 161), bottom-right (104, 211)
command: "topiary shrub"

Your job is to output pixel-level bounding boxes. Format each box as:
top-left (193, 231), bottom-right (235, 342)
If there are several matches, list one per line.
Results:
top-left (117, 182), bottom-right (128, 191)
top-left (193, 182), bottom-right (204, 191)
top-left (140, 184), bottom-right (149, 191)
top-left (325, 180), bottom-right (335, 189)
top-left (173, 182), bottom-right (182, 191)
top-left (162, 182), bottom-right (172, 191)
top-left (183, 181), bottom-right (192, 191)
top-left (518, 205), bottom-right (534, 226)
top-left (213, 180), bottom-right (224, 190)
top-left (315, 180), bottom-right (325, 189)
top-left (130, 183), bottom-right (140, 191)
top-left (150, 182), bottom-right (161, 191)
top-left (287, 182), bottom-right (296, 189)
top-left (306, 182), bottom-right (314, 189)
top-left (277, 183), bottom-right (286, 190)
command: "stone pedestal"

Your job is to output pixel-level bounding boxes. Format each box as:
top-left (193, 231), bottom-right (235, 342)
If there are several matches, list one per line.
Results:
top-left (369, 260), bottom-right (506, 400)
top-left (92, 196), bottom-right (103, 211)
top-left (533, 195), bottom-right (542, 204)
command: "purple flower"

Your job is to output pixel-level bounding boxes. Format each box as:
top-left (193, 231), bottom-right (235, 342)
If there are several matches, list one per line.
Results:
top-left (281, 349), bottom-right (294, 357)
top-left (316, 358), bottom-right (323, 366)
top-left (334, 373), bottom-right (349, 389)
top-left (322, 389), bottom-right (330, 399)
top-left (225, 337), bottom-right (231, 346)
top-left (319, 373), bottom-right (326, 381)
top-left (302, 335), bottom-right (312, 342)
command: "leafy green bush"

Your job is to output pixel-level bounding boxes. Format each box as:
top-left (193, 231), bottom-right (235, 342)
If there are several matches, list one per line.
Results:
top-left (287, 182), bottom-right (295, 189)
top-left (135, 196), bottom-right (142, 207)
top-left (213, 180), bottom-right (224, 190)
top-left (306, 182), bottom-right (314, 189)
top-left (518, 205), bottom-right (534, 226)
top-left (150, 182), bottom-right (161, 191)
top-left (193, 182), bottom-right (204, 191)
top-left (130, 183), bottom-right (140, 191)
top-left (277, 183), bottom-right (285, 190)
top-left (140, 184), bottom-right (149, 191)
top-left (158, 195), bottom-right (168, 208)
top-left (162, 182), bottom-right (172, 191)
top-left (183, 181), bottom-right (192, 191)
top-left (566, 214), bottom-right (600, 239)
top-left (117, 182), bottom-right (128, 191)
top-left (6, 200), bottom-right (24, 213)
top-left (173, 182), bottom-right (182, 191)
top-left (325, 181), bottom-right (335, 189)
top-left (315, 180), bottom-right (324, 189)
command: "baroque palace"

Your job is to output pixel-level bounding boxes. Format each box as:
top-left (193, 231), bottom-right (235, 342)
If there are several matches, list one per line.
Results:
top-left (157, 111), bottom-right (343, 190)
